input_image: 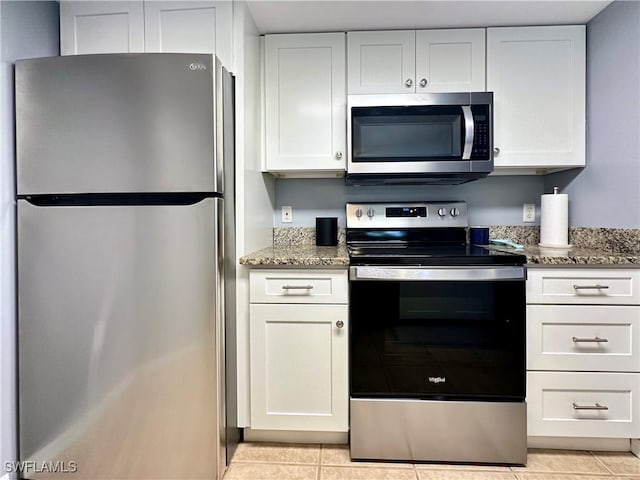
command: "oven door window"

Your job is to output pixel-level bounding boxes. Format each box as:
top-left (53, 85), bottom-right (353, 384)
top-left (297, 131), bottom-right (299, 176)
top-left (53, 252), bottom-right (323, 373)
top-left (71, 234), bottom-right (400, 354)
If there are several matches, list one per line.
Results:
top-left (350, 279), bottom-right (525, 401)
top-left (351, 106), bottom-right (464, 162)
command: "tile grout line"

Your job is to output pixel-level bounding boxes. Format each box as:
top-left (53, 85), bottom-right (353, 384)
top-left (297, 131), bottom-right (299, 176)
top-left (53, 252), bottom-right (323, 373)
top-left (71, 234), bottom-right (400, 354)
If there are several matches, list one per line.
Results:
top-left (317, 444), bottom-right (322, 480)
top-left (588, 450), bottom-right (618, 476)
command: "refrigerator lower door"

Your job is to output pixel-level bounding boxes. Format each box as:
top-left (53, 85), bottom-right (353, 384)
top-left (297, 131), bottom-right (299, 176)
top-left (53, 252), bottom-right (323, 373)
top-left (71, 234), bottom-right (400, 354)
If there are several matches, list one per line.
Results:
top-left (17, 197), bottom-right (224, 480)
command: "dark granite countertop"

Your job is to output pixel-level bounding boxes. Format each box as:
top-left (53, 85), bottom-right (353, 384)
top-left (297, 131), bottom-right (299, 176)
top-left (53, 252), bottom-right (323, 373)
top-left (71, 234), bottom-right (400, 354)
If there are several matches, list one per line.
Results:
top-left (240, 227), bottom-right (640, 268)
top-left (239, 244), bottom-right (349, 267)
top-left (487, 244), bottom-right (640, 266)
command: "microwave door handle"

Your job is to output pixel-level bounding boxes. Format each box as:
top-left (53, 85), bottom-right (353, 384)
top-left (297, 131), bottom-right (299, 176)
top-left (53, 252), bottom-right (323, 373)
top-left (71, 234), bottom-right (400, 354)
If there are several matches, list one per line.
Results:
top-left (462, 106), bottom-right (474, 160)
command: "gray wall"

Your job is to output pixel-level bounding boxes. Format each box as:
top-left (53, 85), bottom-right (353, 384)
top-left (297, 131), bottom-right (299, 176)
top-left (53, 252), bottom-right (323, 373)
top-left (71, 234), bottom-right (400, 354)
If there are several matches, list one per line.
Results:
top-left (546, 0), bottom-right (640, 228)
top-left (274, 176), bottom-right (546, 227)
top-left (1, 1), bottom-right (59, 476)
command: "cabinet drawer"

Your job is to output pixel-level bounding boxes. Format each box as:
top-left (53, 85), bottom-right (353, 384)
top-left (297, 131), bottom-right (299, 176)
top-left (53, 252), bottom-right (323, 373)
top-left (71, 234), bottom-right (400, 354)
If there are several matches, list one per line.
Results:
top-left (527, 268), bottom-right (640, 305)
top-left (527, 305), bottom-right (640, 372)
top-left (527, 372), bottom-right (640, 438)
top-left (250, 269), bottom-right (348, 304)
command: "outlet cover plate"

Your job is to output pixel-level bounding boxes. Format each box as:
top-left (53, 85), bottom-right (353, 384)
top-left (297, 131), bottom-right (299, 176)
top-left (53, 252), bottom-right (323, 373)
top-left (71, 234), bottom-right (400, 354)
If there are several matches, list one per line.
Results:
top-left (523, 203), bottom-right (535, 222)
top-left (282, 206), bottom-right (293, 223)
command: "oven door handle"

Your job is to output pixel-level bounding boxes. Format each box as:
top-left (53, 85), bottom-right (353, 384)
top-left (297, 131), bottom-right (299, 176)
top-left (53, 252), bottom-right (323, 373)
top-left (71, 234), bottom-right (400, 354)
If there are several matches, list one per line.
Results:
top-left (462, 105), bottom-right (474, 160)
top-left (349, 266), bottom-right (526, 282)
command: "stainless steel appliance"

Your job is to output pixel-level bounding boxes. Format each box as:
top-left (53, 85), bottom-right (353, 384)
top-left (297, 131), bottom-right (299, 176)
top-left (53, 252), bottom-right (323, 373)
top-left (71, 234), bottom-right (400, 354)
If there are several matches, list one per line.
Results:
top-left (346, 92), bottom-right (493, 185)
top-left (347, 202), bottom-right (527, 465)
top-left (15, 54), bottom-right (236, 480)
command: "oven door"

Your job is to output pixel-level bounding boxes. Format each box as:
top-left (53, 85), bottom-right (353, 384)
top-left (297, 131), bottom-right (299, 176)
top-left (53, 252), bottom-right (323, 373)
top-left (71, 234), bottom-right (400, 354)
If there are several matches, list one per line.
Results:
top-left (349, 266), bottom-right (525, 402)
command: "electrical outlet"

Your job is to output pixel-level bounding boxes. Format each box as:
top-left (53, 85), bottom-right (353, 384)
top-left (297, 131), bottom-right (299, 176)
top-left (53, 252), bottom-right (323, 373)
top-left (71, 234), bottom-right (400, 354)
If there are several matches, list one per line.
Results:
top-left (523, 203), bottom-right (536, 222)
top-left (281, 206), bottom-right (293, 223)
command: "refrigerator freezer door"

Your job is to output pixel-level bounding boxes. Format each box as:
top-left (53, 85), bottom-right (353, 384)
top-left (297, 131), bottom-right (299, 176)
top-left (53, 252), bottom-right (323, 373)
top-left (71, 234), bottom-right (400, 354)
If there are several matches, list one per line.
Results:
top-left (16, 54), bottom-right (218, 195)
top-left (17, 197), bottom-right (224, 479)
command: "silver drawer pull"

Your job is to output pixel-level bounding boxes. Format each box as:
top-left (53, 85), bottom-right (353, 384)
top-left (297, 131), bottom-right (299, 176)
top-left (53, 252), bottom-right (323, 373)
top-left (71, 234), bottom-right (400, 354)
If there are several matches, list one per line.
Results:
top-left (282, 285), bottom-right (314, 290)
top-left (572, 336), bottom-right (609, 343)
top-left (573, 284), bottom-right (610, 290)
top-left (572, 402), bottom-right (609, 411)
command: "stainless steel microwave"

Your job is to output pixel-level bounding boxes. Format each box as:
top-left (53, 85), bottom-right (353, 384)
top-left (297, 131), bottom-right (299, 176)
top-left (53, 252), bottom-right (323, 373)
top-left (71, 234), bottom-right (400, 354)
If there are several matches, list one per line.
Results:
top-left (346, 92), bottom-right (493, 185)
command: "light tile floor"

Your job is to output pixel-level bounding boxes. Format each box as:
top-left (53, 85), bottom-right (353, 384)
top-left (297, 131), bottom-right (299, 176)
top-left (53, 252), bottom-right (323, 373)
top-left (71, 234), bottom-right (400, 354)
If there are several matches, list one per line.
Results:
top-left (224, 443), bottom-right (640, 480)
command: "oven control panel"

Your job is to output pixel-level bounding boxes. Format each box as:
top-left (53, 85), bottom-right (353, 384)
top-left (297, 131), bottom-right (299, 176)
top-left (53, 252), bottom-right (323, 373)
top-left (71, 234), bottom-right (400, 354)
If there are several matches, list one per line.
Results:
top-left (346, 202), bottom-right (468, 229)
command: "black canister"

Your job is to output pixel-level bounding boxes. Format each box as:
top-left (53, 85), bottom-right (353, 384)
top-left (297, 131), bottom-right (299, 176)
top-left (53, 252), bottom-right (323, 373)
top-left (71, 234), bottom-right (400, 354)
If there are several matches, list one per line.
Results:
top-left (315, 217), bottom-right (338, 246)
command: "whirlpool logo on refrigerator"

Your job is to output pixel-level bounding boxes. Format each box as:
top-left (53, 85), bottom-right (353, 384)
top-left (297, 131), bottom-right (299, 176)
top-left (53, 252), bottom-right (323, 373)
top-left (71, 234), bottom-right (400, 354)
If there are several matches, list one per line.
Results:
top-left (189, 63), bottom-right (207, 71)
top-left (428, 376), bottom-right (446, 384)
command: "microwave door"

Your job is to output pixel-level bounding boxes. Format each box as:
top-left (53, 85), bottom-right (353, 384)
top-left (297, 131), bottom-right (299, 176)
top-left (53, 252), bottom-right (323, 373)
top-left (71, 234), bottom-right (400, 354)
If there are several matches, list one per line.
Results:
top-left (461, 106), bottom-right (474, 160)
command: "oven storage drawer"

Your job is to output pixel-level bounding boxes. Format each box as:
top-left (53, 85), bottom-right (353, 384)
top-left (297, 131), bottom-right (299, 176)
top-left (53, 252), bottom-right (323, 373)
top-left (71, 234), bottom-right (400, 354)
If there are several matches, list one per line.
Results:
top-left (526, 268), bottom-right (640, 305)
top-left (527, 372), bottom-right (640, 438)
top-left (250, 269), bottom-right (348, 304)
top-left (527, 305), bottom-right (640, 372)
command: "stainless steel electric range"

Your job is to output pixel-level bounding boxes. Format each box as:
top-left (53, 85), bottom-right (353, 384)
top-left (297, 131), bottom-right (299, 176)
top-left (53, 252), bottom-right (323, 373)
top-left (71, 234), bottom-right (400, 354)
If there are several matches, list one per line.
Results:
top-left (347, 201), bottom-right (527, 465)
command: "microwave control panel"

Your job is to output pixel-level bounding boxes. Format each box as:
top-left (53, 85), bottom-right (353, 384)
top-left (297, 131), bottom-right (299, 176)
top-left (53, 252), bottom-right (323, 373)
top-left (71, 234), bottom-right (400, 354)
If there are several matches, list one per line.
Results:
top-left (470, 105), bottom-right (491, 160)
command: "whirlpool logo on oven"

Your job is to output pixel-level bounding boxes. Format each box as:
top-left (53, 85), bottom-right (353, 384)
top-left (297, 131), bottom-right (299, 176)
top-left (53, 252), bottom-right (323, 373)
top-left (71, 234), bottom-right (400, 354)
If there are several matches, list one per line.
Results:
top-left (428, 376), bottom-right (446, 384)
top-left (189, 63), bottom-right (207, 71)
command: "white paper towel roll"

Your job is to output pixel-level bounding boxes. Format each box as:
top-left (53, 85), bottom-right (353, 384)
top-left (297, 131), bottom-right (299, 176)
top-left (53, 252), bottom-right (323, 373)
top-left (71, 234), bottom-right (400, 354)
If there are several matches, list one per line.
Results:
top-left (540, 188), bottom-right (569, 248)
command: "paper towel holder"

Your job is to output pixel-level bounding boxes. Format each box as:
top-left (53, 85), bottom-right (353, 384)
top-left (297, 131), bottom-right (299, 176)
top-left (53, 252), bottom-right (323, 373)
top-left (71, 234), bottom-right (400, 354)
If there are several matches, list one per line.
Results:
top-left (539, 185), bottom-right (572, 249)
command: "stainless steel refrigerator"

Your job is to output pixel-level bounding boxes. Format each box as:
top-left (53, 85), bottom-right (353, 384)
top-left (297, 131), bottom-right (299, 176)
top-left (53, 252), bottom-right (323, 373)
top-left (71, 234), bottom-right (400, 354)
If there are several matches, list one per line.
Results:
top-left (15, 53), bottom-right (236, 480)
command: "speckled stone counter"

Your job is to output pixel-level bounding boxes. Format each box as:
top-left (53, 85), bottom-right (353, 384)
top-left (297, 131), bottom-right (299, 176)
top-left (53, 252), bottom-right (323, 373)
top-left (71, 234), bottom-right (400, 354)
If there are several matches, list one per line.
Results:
top-left (240, 226), bottom-right (640, 267)
top-left (239, 244), bottom-right (349, 267)
top-left (487, 244), bottom-right (640, 266)
top-left (240, 227), bottom-right (349, 266)
top-left (488, 226), bottom-right (640, 265)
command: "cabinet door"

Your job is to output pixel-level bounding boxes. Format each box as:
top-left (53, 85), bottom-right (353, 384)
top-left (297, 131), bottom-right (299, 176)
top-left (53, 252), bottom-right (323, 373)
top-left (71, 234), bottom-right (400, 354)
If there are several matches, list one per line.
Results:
top-left (347, 30), bottom-right (415, 94)
top-left (250, 304), bottom-right (348, 431)
top-left (415, 29), bottom-right (485, 92)
top-left (60, 1), bottom-right (144, 55)
top-left (487, 26), bottom-right (585, 169)
top-left (144, 1), bottom-right (233, 69)
top-left (265, 33), bottom-right (346, 174)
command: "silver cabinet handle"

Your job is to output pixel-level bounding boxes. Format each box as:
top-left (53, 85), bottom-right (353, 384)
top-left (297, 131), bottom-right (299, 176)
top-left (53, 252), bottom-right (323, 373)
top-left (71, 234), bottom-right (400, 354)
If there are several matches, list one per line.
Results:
top-left (282, 285), bottom-right (314, 290)
top-left (573, 284), bottom-right (610, 290)
top-left (405, 79), bottom-right (413, 87)
top-left (494, 147), bottom-right (500, 156)
top-left (336, 320), bottom-right (344, 329)
top-left (572, 336), bottom-right (609, 343)
top-left (419, 78), bottom-right (428, 87)
top-left (335, 151), bottom-right (343, 160)
top-left (572, 402), bottom-right (608, 411)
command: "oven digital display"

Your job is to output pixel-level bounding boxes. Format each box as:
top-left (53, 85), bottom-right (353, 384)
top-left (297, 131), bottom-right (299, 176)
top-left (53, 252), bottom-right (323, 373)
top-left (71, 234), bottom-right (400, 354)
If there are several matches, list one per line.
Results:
top-left (386, 207), bottom-right (427, 218)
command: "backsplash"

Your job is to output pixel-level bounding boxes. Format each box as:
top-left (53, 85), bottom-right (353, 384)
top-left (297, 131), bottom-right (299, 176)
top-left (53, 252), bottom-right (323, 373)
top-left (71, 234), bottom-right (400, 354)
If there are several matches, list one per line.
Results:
top-left (273, 226), bottom-right (640, 254)
top-left (490, 226), bottom-right (640, 254)
top-left (274, 227), bottom-right (346, 246)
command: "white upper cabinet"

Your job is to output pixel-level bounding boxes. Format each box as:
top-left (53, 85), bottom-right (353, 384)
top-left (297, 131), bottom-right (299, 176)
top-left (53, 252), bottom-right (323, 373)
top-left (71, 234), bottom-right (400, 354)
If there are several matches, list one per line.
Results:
top-left (415, 29), bottom-right (485, 92)
top-left (60, 1), bottom-right (233, 69)
top-left (347, 29), bottom-right (485, 94)
top-left (347, 31), bottom-right (415, 94)
top-left (60, 1), bottom-right (145, 55)
top-left (144, 1), bottom-right (232, 68)
top-left (264, 33), bottom-right (346, 176)
top-left (487, 26), bottom-right (586, 171)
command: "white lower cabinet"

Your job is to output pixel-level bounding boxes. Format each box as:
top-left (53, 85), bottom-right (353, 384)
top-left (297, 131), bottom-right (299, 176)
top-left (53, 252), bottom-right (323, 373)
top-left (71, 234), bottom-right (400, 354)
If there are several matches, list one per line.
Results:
top-left (527, 267), bottom-right (640, 443)
top-left (249, 269), bottom-right (348, 432)
top-left (528, 372), bottom-right (640, 438)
